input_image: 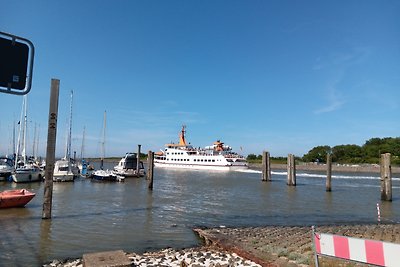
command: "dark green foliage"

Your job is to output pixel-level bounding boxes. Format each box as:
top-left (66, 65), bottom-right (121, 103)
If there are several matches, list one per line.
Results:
top-left (302, 137), bottom-right (400, 165)
top-left (247, 137), bottom-right (400, 165)
top-left (302, 145), bottom-right (331, 163)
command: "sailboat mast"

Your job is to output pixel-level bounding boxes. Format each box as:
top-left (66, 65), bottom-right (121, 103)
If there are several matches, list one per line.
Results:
top-left (21, 95), bottom-right (28, 164)
top-left (12, 117), bottom-right (16, 161)
top-left (67, 90), bottom-right (73, 161)
top-left (100, 111), bottom-right (106, 170)
top-left (15, 102), bottom-right (24, 168)
top-left (32, 123), bottom-right (37, 160)
top-left (36, 124), bottom-right (40, 160)
top-left (80, 126), bottom-right (86, 160)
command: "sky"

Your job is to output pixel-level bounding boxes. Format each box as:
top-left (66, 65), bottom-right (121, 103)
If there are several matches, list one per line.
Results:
top-left (1, 0), bottom-right (399, 159)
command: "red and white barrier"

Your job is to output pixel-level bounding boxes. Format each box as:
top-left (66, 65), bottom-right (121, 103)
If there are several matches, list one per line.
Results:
top-left (313, 230), bottom-right (400, 267)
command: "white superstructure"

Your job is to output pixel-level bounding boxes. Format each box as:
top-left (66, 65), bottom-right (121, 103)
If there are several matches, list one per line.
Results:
top-left (114, 153), bottom-right (145, 177)
top-left (154, 126), bottom-right (248, 171)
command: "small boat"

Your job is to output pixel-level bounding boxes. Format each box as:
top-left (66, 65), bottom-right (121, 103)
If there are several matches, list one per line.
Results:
top-left (53, 159), bottom-right (75, 182)
top-left (92, 169), bottom-right (124, 182)
top-left (53, 90), bottom-right (79, 182)
top-left (0, 189), bottom-right (36, 208)
top-left (0, 157), bottom-right (14, 181)
top-left (12, 96), bottom-right (43, 183)
top-left (12, 164), bottom-right (42, 183)
top-left (91, 111), bottom-right (124, 182)
top-left (113, 153), bottom-right (145, 178)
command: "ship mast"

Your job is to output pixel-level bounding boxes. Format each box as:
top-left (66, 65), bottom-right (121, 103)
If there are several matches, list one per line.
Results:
top-left (179, 125), bottom-right (187, 146)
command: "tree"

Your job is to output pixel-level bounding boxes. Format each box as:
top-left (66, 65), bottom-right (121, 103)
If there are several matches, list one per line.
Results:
top-left (332, 144), bottom-right (363, 163)
top-left (302, 146), bottom-right (331, 163)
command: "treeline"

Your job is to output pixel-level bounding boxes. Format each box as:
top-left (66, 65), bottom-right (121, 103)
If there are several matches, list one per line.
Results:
top-left (247, 137), bottom-right (400, 165)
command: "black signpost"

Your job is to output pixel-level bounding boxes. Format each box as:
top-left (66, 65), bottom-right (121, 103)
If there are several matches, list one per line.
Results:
top-left (0, 31), bottom-right (34, 95)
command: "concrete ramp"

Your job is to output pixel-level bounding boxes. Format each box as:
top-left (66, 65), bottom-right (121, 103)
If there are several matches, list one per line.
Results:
top-left (83, 250), bottom-right (131, 267)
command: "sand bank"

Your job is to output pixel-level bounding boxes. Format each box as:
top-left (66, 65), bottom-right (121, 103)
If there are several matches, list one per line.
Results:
top-left (250, 163), bottom-right (400, 174)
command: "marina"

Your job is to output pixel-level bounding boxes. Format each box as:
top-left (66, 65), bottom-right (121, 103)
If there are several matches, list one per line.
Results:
top-left (0, 162), bottom-right (399, 266)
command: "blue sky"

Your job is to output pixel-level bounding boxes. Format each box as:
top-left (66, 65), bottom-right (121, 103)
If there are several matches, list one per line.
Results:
top-left (1, 0), bottom-right (399, 158)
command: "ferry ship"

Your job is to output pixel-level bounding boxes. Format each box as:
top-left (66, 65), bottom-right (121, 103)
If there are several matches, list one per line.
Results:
top-left (154, 126), bottom-right (248, 171)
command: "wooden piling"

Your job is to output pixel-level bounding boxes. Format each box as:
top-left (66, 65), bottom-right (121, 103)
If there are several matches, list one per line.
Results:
top-left (326, 153), bottom-right (332, 192)
top-left (42, 79), bottom-right (60, 219)
top-left (380, 153), bottom-right (392, 201)
top-left (287, 154), bottom-right (296, 186)
top-left (262, 151), bottom-right (271, 181)
top-left (147, 151), bottom-right (154, 190)
top-left (136, 144), bottom-right (141, 177)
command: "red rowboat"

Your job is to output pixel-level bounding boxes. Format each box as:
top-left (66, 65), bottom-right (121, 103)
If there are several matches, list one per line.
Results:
top-left (0, 189), bottom-right (36, 208)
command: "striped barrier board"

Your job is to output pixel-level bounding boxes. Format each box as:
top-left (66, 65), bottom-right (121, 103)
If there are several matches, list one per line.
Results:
top-left (313, 229), bottom-right (400, 267)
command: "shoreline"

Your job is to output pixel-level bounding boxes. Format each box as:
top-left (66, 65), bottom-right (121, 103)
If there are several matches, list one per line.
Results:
top-left (44, 223), bottom-right (400, 267)
top-left (250, 162), bottom-right (400, 174)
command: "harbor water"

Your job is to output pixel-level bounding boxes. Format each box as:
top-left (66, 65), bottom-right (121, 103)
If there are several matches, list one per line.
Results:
top-left (1, 163), bottom-right (399, 266)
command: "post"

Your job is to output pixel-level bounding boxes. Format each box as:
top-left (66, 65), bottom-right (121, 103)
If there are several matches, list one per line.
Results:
top-left (262, 151), bottom-right (271, 181)
top-left (42, 79), bottom-right (60, 219)
top-left (136, 144), bottom-right (141, 177)
top-left (311, 226), bottom-right (319, 267)
top-left (287, 154), bottom-right (296, 186)
top-left (326, 153), bottom-right (332, 192)
top-left (147, 151), bottom-right (154, 190)
top-left (380, 153), bottom-right (392, 201)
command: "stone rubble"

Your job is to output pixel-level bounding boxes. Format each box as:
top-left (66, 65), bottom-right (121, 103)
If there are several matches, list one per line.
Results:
top-left (43, 248), bottom-right (262, 267)
top-left (128, 248), bottom-right (262, 267)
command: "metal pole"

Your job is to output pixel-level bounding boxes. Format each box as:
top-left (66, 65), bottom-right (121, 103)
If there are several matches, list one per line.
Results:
top-left (311, 226), bottom-right (319, 267)
top-left (42, 79), bottom-right (60, 219)
top-left (136, 144), bottom-right (141, 177)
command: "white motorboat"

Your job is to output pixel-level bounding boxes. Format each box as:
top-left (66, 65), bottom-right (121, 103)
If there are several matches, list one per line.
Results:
top-left (154, 126), bottom-right (248, 171)
top-left (53, 159), bottom-right (75, 182)
top-left (113, 153), bottom-right (145, 177)
top-left (0, 157), bottom-right (14, 181)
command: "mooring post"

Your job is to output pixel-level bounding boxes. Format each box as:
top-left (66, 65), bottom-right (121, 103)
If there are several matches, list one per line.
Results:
top-left (326, 153), bottom-right (332, 192)
top-left (262, 151), bottom-right (271, 181)
top-left (136, 144), bottom-right (141, 177)
top-left (287, 154), bottom-right (296, 186)
top-left (380, 153), bottom-right (392, 201)
top-left (147, 151), bottom-right (154, 190)
top-left (42, 79), bottom-right (60, 219)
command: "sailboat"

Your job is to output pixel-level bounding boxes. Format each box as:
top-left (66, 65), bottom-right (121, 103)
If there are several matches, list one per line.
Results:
top-left (12, 96), bottom-right (42, 183)
top-left (53, 90), bottom-right (78, 182)
top-left (77, 126), bottom-right (90, 177)
top-left (91, 111), bottom-right (123, 182)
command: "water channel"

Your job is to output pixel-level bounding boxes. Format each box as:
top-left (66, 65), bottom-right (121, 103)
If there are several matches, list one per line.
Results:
top-left (1, 163), bottom-right (399, 266)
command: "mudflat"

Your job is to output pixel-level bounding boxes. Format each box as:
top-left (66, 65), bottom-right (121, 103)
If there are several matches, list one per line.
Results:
top-left (250, 163), bottom-right (400, 174)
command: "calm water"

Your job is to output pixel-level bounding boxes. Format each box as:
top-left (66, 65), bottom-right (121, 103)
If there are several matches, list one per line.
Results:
top-left (1, 163), bottom-right (399, 266)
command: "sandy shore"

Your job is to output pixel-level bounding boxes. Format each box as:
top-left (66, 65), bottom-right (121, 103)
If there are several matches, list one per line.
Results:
top-left (250, 162), bottom-right (400, 174)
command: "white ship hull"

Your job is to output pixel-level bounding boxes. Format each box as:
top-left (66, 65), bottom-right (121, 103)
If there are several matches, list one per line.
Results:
top-left (154, 161), bottom-right (247, 171)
